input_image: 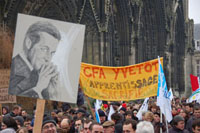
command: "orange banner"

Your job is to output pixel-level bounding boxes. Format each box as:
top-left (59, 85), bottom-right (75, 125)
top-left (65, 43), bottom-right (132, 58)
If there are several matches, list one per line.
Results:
top-left (80, 58), bottom-right (163, 101)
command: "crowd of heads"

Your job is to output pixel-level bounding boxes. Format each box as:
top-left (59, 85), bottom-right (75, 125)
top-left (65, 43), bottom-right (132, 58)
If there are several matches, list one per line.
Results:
top-left (1, 96), bottom-right (200, 133)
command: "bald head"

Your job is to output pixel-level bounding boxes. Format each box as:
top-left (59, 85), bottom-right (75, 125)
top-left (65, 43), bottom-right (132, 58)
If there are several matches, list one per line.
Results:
top-left (61, 118), bottom-right (70, 131)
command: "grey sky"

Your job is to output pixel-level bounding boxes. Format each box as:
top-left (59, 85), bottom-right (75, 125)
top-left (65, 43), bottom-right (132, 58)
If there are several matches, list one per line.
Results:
top-left (189, 0), bottom-right (200, 24)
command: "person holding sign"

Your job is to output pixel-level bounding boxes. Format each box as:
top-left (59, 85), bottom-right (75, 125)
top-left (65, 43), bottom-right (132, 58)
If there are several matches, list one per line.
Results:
top-left (9, 21), bottom-right (60, 99)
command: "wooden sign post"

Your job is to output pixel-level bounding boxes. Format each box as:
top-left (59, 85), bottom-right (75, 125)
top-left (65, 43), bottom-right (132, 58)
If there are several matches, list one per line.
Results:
top-left (0, 103), bottom-right (2, 116)
top-left (33, 99), bottom-right (46, 133)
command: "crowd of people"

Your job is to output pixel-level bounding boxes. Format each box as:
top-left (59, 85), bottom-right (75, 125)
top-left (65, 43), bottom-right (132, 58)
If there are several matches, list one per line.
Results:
top-left (0, 97), bottom-right (200, 133)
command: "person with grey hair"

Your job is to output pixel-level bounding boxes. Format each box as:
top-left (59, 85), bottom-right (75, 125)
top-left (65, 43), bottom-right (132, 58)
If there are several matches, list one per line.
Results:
top-left (9, 21), bottom-right (61, 99)
top-left (135, 121), bottom-right (154, 133)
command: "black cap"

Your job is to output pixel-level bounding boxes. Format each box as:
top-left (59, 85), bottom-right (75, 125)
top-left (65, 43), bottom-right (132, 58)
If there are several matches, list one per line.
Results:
top-left (120, 107), bottom-right (126, 112)
top-left (111, 102), bottom-right (120, 106)
top-left (76, 108), bottom-right (86, 114)
top-left (42, 116), bottom-right (56, 127)
top-left (98, 109), bottom-right (106, 117)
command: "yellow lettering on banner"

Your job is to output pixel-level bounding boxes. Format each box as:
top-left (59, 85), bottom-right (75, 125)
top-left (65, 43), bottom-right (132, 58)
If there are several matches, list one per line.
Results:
top-left (80, 58), bottom-right (163, 101)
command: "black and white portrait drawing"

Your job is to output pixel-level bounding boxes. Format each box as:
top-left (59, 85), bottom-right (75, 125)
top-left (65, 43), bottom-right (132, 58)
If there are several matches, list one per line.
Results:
top-left (9, 14), bottom-right (85, 103)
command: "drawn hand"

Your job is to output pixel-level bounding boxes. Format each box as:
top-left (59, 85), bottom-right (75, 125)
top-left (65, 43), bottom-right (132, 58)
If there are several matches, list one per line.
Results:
top-left (34, 63), bottom-right (58, 97)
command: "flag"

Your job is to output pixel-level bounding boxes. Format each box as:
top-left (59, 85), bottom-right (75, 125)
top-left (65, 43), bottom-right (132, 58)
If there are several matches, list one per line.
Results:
top-left (190, 74), bottom-right (199, 92)
top-left (168, 88), bottom-right (174, 101)
top-left (95, 99), bottom-right (101, 123)
top-left (108, 105), bottom-right (115, 121)
top-left (157, 57), bottom-right (172, 122)
top-left (136, 97), bottom-right (149, 120)
top-left (187, 88), bottom-right (200, 103)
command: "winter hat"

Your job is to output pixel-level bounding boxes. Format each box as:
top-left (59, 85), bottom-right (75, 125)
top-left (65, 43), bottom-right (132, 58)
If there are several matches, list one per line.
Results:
top-left (42, 115), bottom-right (56, 127)
top-left (122, 103), bottom-right (127, 108)
top-left (103, 104), bottom-right (108, 109)
top-left (98, 109), bottom-right (106, 117)
top-left (76, 108), bottom-right (86, 114)
top-left (120, 107), bottom-right (126, 112)
top-left (173, 115), bottom-right (184, 125)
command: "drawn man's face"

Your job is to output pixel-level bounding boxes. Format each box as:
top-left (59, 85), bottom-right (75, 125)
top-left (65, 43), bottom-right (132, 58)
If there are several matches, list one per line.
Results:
top-left (27, 32), bottom-right (59, 71)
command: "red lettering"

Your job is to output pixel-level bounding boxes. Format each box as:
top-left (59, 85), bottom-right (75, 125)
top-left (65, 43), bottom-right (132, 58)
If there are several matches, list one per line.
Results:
top-left (152, 61), bottom-right (159, 71)
top-left (92, 67), bottom-right (99, 78)
top-left (121, 68), bottom-right (128, 78)
top-left (136, 64), bottom-right (143, 74)
top-left (99, 68), bottom-right (106, 79)
top-left (112, 68), bottom-right (120, 80)
top-left (144, 63), bottom-right (152, 72)
top-left (129, 66), bottom-right (136, 75)
top-left (83, 67), bottom-right (92, 77)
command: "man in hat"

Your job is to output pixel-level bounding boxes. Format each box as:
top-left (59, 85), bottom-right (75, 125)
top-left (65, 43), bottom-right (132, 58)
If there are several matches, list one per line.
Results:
top-left (77, 108), bottom-right (86, 119)
top-left (98, 109), bottom-right (107, 124)
top-left (103, 120), bottom-right (115, 133)
top-left (169, 115), bottom-right (189, 133)
top-left (42, 115), bottom-right (57, 133)
top-left (111, 102), bottom-right (121, 112)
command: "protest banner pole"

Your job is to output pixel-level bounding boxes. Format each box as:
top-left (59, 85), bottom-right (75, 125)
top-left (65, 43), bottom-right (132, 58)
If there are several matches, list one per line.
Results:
top-left (33, 99), bottom-right (45, 133)
top-left (164, 106), bottom-right (169, 133)
top-left (0, 104), bottom-right (2, 116)
top-left (85, 96), bottom-right (96, 121)
top-left (160, 109), bottom-right (163, 133)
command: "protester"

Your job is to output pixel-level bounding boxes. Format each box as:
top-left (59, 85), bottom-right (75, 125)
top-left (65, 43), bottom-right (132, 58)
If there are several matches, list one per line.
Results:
top-left (21, 110), bottom-right (28, 120)
top-left (1, 115), bottom-right (18, 132)
top-left (2, 106), bottom-right (9, 116)
top-left (89, 122), bottom-right (103, 133)
top-left (14, 116), bottom-right (24, 128)
top-left (98, 109), bottom-right (107, 124)
top-left (111, 112), bottom-right (123, 133)
top-left (186, 106), bottom-right (200, 132)
top-left (168, 115), bottom-right (189, 133)
top-left (136, 121), bottom-right (154, 133)
top-left (192, 119), bottom-right (200, 133)
top-left (16, 127), bottom-right (29, 133)
top-left (41, 115), bottom-right (57, 133)
top-left (24, 116), bottom-right (33, 133)
top-left (9, 105), bottom-right (20, 117)
top-left (102, 120), bottom-right (115, 133)
top-left (60, 118), bottom-right (70, 132)
top-left (123, 119), bottom-right (137, 133)
top-left (153, 112), bottom-right (166, 133)
top-left (144, 111), bottom-right (154, 122)
top-left (125, 111), bottom-right (132, 120)
top-left (74, 118), bottom-right (83, 133)
top-left (83, 119), bottom-right (92, 133)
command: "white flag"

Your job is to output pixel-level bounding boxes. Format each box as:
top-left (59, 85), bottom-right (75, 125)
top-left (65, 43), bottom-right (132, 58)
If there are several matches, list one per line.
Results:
top-left (108, 105), bottom-right (115, 121)
top-left (156, 57), bottom-right (172, 122)
top-left (168, 88), bottom-right (174, 101)
top-left (136, 98), bottom-right (149, 120)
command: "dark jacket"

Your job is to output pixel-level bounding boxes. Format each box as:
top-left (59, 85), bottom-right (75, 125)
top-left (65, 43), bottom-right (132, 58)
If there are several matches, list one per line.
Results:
top-left (186, 116), bottom-right (196, 132)
top-left (115, 120), bottom-right (123, 133)
top-left (168, 126), bottom-right (189, 133)
top-left (153, 122), bottom-right (166, 133)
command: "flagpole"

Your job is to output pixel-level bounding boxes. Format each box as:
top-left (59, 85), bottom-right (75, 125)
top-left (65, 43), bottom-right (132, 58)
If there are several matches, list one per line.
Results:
top-left (160, 109), bottom-right (163, 133)
top-left (164, 106), bottom-right (169, 133)
top-left (85, 96), bottom-right (96, 121)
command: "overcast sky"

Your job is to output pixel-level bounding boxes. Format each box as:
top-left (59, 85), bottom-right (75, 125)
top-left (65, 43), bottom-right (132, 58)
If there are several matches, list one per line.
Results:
top-left (189, 0), bottom-right (200, 24)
